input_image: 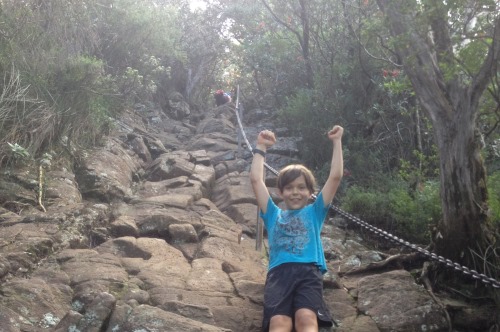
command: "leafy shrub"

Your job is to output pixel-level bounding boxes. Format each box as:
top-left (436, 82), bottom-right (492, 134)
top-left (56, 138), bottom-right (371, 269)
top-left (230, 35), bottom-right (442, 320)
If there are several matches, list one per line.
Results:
top-left (487, 171), bottom-right (500, 226)
top-left (341, 178), bottom-right (441, 244)
top-left (0, 59), bottom-right (117, 165)
top-left (118, 56), bottom-right (170, 106)
top-left (0, 0), bottom-right (180, 164)
top-left (341, 185), bottom-right (390, 223)
top-left (51, 56), bottom-right (118, 147)
top-left (393, 180), bottom-right (441, 241)
top-left (278, 89), bottom-right (341, 169)
top-left (0, 67), bottom-right (56, 165)
top-left (7, 142), bottom-right (31, 164)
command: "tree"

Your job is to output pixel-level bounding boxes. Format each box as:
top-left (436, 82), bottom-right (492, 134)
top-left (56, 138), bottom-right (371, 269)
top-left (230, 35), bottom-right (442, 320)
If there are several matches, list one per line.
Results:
top-left (260, 0), bottom-right (314, 88)
top-left (177, 2), bottom-right (232, 102)
top-left (374, 0), bottom-right (500, 268)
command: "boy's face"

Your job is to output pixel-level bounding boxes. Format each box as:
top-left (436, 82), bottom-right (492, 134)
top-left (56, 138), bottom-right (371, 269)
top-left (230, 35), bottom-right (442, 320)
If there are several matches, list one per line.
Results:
top-left (279, 174), bottom-right (312, 210)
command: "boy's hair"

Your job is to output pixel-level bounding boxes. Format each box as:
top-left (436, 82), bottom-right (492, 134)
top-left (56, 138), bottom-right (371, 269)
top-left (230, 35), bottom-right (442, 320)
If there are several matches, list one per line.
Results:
top-left (277, 164), bottom-right (316, 193)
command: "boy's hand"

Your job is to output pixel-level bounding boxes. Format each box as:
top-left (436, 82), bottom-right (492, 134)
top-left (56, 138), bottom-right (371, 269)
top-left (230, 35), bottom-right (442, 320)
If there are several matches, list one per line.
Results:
top-left (328, 125), bottom-right (343, 141)
top-left (257, 130), bottom-right (276, 148)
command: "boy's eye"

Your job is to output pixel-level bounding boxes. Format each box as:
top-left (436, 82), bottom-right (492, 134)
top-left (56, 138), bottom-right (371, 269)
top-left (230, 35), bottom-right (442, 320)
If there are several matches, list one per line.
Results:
top-left (283, 185), bottom-right (308, 192)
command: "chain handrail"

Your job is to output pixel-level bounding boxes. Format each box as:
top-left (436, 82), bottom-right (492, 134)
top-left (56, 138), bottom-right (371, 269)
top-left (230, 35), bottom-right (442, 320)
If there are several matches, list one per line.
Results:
top-left (330, 205), bottom-right (500, 288)
top-left (234, 86), bottom-right (500, 289)
top-left (234, 86), bottom-right (280, 176)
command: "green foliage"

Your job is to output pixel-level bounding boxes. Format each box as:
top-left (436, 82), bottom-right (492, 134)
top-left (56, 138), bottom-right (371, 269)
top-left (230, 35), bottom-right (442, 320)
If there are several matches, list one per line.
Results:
top-left (279, 89), bottom-right (316, 128)
top-left (334, 133), bottom-right (393, 191)
top-left (341, 186), bottom-right (388, 222)
top-left (0, 0), bottom-right (186, 163)
top-left (341, 178), bottom-right (442, 244)
top-left (487, 171), bottom-right (500, 226)
top-left (118, 57), bottom-right (170, 105)
top-left (0, 66), bottom-right (56, 164)
top-left (382, 73), bottom-right (413, 96)
top-left (278, 89), bottom-right (342, 174)
top-left (7, 142), bottom-right (31, 164)
top-left (51, 55), bottom-right (117, 147)
top-left (399, 148), bottom-right (440, 183)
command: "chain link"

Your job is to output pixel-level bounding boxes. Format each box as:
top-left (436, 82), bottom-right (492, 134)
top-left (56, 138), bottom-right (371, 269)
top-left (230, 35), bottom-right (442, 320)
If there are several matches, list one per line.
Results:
top-left (234, 93), bottom-right (500, 289)
top-left (330, 205), bottom-right (500, 289)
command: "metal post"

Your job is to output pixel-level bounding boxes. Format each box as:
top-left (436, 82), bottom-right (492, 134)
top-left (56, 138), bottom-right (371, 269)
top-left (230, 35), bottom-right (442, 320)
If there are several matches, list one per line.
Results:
top-left (256, 209), bottom-right (264, 252)
top-left (236, 85), bottom-right (243, 157)
top-left (255, 165), bottom-right (265, 252)
top-left (240, 103), bottom-right (245, 157)
top-left (235, 85), bottom-right (263, 252)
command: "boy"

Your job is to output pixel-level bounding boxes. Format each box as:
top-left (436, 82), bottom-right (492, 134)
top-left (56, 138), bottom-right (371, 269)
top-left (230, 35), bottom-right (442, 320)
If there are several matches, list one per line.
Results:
top-left (249, 125), bottom-right (344, 332)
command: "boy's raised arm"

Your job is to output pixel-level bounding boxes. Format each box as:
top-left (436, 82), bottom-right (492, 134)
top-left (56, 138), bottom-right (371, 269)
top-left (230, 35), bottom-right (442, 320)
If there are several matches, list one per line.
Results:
top-left (321, 125), bottom-right (344, 206)
top-left (249, 130), bottom-right (276, 214)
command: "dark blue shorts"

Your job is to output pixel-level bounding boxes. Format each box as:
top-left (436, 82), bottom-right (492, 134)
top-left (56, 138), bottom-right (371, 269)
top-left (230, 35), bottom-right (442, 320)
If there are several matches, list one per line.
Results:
top-left (261, 263), bottom-right (333, 332)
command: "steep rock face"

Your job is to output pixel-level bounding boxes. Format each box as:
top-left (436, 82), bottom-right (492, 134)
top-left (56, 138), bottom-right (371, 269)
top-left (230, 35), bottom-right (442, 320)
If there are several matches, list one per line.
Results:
top-left (0, 101), bottom-right (496, 332)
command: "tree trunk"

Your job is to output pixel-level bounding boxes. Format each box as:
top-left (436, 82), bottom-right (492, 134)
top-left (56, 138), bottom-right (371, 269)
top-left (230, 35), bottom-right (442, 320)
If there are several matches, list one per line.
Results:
top-left (298, 0), bottom-right (314, 89)
top-left (432, 97), bottom-right (488, 260)
top-left (414, 105), bottom-right (423, 176)
top-left (376, 0), bottom-right (499, 263)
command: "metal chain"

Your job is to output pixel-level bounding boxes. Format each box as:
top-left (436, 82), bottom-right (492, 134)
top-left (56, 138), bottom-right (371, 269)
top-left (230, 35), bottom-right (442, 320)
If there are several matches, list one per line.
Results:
top-left (234, 89), bottom-right (500, 289)
top-left (234, 86), bottom-right (280, 177)
top-left (330, 205), bottom-right (500, 289)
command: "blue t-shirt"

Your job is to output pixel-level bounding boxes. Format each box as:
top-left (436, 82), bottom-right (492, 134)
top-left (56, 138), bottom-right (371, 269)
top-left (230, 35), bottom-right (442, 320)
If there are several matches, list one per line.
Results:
top-left (260, 192), bottom-right (330, 274)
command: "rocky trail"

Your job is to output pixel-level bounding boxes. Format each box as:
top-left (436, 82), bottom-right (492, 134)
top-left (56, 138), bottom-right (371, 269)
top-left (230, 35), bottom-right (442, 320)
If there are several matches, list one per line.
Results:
top-left (0, 97), bottom-right (497, 331)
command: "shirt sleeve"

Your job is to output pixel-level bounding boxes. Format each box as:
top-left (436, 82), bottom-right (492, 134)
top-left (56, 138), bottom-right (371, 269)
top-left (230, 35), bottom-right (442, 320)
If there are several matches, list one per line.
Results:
top-left (260, 197), bottom-right (279, 229)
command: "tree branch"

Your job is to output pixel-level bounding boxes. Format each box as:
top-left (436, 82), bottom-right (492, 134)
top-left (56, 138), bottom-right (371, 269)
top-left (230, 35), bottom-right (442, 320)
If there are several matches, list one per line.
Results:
top-left (375, 0), bottom-right (453, 121)
top-left (260, 0), bottom-right (302, 45)
top-left (471, 15), bottom-right (500, 107)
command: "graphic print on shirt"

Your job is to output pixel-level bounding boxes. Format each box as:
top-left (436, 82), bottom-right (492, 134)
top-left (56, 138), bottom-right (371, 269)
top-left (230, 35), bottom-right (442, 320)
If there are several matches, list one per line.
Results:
top-left (274, 212), bottom-right (309, 255)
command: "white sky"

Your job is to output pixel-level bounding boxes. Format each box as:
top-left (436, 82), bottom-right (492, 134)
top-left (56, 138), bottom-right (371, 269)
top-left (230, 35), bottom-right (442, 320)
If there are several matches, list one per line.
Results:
top-left (188, 0), bottom-right (207, 11)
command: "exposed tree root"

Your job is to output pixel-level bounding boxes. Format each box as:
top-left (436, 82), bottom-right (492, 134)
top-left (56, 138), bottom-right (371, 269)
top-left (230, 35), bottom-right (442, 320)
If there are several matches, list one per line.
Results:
top-left (341, 252), bottom-right (422, 276)
top-left (421, 261), bottom-right (452, 332)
